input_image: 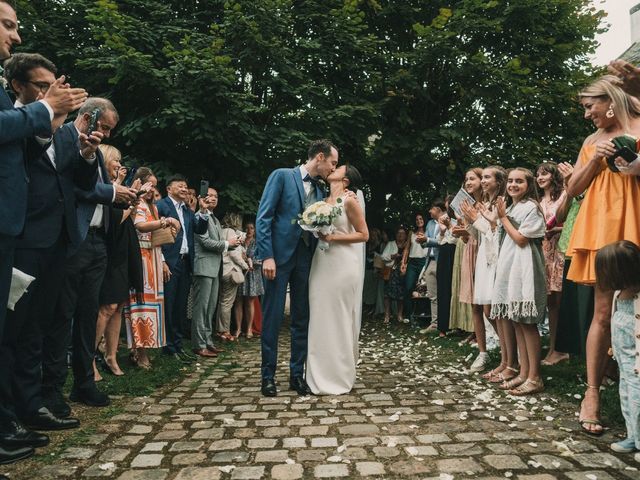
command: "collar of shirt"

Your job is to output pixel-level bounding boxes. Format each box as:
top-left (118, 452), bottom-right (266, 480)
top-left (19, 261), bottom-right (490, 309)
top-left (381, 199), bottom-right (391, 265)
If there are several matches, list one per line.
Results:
top-left (169, 195), bottom-right (185, 212)
top-left (299, 164), bottom-right (309, 181)
top-left (14, 99), bottom-right (23, 108)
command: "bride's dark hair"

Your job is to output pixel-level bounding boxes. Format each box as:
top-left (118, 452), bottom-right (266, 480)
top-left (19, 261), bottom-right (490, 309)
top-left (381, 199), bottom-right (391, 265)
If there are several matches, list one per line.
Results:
top-left (344, 164), bottom-right (363, 193)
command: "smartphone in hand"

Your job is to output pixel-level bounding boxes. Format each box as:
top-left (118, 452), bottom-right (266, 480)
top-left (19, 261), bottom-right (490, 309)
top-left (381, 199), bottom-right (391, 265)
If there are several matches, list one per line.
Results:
top-left (199, 180), bottom-right (209, 198)
top-left (86, 108), bottom-right (100, 136)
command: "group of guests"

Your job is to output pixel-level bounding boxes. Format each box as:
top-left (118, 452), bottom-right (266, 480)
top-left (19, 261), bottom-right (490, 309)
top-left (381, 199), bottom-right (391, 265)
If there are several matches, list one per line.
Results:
top-left (0, 25), bottom-right (263, 466)
top-left (365, 71), bottom-right (640, 453)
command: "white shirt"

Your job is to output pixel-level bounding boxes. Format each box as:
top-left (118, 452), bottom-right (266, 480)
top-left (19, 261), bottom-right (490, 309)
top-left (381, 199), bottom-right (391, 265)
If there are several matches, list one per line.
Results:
top-left (300, 164), bottom-right (311, 197)
top-left (170, 195), bottom-right (189, 255)
top-left (14, 99), bottom-right (54, 159)
top-left (407, 232), bottom-right (427, 259)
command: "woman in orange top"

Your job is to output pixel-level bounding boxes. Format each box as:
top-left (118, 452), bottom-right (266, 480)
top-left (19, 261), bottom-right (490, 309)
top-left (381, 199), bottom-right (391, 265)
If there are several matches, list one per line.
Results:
top-left (566, 75), bottom-right (640, 435)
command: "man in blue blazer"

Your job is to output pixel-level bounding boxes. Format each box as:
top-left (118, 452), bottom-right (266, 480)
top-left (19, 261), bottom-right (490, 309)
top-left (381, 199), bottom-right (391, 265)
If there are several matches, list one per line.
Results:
top-left (256, 139), bottom-right (338, 397)
top-left (156, 175), bottom-right (208, 361)
top-left (0, 54), bottom-right (101, 452)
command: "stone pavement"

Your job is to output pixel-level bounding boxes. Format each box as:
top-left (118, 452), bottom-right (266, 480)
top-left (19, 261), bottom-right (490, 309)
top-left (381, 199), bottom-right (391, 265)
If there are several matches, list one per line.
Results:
top-left (6, 321), bottom-right (640, 479)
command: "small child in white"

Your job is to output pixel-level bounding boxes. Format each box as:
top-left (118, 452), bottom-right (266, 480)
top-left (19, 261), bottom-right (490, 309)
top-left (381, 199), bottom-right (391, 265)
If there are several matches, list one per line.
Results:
top-left (595, 240), bottom-right (640, 453)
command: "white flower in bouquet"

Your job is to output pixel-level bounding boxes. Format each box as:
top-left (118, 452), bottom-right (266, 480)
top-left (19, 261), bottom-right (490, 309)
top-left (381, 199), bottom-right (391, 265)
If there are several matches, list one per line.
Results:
top-left (294, 199), bottom-right (343, 250)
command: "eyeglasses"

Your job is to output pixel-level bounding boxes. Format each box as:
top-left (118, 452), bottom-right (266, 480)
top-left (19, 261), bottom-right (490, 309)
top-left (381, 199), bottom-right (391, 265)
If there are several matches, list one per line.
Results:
top-left (25, 80), bottom-right (51, 93)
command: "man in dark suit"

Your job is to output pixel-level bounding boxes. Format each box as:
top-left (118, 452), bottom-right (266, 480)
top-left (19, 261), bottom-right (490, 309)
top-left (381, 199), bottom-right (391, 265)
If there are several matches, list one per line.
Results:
top-left (41, 99), bottom-right (137, 413)
top-left (0, 1), bottom-right (87, 465)
top-left (0, 54), bottom-right (101, 454)
top-left (156, 175), bottom-right (208, 361)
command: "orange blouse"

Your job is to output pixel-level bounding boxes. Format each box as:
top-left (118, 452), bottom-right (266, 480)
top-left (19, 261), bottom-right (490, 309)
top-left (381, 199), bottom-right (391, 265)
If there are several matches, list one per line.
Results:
top-left (566, 144), bottom-right (640, 285)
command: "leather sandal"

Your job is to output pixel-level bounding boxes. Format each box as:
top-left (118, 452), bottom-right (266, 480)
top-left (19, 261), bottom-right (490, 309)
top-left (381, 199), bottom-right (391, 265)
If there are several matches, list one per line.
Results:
top-left (482, 363), bottom-right (506, 380)
top-left (498, 375), bottom-right (524, 390)
top-left (508, 379), bottom-right (544, 396)
top-left (579, 385), bottom-right (605, 436)
top-left (489, 366), bottom-right (519, 384)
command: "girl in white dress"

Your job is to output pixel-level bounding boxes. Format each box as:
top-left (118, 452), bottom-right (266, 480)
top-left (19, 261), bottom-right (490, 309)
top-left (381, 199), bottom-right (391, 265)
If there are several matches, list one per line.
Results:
top-left (491, 168), bottom-right (547, 395)
top-left (461, 166), bottom-right (514, 380)
top-left (306, 165), bottom-right (369, 395)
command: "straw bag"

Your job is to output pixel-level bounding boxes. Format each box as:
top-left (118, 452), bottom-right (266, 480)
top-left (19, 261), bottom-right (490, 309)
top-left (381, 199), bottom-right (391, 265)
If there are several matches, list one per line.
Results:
top-left (152, 226), bottom-right (176, 248)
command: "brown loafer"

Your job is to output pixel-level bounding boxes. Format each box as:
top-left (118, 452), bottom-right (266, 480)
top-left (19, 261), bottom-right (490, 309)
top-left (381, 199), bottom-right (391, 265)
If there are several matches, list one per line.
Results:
top-left (207, 345), bottom-right (225, 354)
top-left (193, 348), bottom-right (217, 358)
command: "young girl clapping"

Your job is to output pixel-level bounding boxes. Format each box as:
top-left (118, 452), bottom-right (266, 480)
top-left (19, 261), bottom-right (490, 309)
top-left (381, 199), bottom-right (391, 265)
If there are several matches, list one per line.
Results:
top-left (491, 168), bottom-right (547, 395)
top-left (595, 241), bottom-right (640, 453)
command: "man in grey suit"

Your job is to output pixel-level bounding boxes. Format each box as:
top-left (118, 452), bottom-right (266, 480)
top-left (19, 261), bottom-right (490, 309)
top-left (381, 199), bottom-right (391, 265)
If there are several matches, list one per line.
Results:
top-left (191, 187), bottom-right (239, 357)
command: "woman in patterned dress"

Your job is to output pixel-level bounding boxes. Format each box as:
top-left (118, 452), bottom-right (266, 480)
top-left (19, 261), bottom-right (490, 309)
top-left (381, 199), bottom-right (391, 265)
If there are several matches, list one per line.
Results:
top-left (536, 161), bottom-right (568, 366)
top-left (123, 167), bottom-right (181, 369)
top-left (233, 222), bottom-right (264, 338)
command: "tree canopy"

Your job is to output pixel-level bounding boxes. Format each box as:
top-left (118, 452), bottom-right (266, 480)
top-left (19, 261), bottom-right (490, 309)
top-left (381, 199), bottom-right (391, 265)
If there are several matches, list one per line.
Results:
top-left (15, 0), bottom-right (603, 226)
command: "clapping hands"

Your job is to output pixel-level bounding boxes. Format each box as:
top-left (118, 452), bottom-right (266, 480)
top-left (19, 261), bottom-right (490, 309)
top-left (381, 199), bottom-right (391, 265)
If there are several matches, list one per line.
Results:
top-left (495, 196), bottom-right (507, 220)
top-left (608, 60), bottom-right (640, 99)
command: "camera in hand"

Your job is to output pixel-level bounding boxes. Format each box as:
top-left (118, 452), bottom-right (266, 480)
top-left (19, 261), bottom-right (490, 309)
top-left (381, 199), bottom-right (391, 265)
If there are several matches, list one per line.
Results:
top-left (199, 179), bottom-right (209, 198)
top-left (607, 135), bottom-right (638, 173)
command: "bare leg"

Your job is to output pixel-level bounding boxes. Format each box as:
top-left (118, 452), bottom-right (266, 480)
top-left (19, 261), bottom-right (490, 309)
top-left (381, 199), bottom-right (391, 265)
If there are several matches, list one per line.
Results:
top-left (104, 303), bottom-right (124, 375)
top-left (543, 291), bottom-right (569, 364)
top-left (383, 298), bottom-right (390, 323)
top-left (94, 303), bottom-right (118, 381)
top-left (136, 347), bottom-right (151, 369)
top-left (484, 310), bottom-right (508, 379)
top-left (522, 323), bottom-right (542, 381)
top-left (579, 285), bottom-right (614, 433)
top-left (472, 304), bottom-right (486, 352)
top-left (501, 318), bottom-right (518, 370)
top-left (232, 296), bottom-right (243, 337)
top-left (244, 297), bottom-right (255, 337)
top-left (396, 301), bottom-right (404, 322)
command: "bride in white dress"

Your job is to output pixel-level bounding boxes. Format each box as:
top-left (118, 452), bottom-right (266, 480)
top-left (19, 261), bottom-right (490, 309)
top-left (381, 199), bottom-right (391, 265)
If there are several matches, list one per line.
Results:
top-left (306, 165), bottom-right (369, 395)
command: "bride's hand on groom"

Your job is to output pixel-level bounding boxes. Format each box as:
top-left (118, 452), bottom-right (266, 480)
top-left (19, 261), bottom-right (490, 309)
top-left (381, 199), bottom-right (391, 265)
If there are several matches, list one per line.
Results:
top-left (262, 258), bottom-right (276, 280)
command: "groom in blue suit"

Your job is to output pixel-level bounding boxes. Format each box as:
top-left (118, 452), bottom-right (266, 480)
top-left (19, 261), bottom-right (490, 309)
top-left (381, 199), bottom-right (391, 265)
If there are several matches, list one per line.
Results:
top-left (256, 139), bottom-right (339, 396)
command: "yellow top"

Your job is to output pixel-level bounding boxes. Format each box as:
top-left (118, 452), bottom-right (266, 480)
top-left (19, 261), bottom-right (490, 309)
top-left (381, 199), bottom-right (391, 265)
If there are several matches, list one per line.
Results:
top-left (566, 144), bottom-right (640, 285)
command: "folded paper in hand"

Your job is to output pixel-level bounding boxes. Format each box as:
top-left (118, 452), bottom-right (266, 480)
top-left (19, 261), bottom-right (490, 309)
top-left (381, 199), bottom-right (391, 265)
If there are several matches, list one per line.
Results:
top-left (8, 268), bottom-right (35, 311)
top-left (449, 188), bottom-right (476, 218)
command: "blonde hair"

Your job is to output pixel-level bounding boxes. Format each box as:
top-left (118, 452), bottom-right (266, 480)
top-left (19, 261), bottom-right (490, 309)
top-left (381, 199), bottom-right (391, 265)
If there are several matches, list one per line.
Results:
top-left (222, 212), bottom-right (243, 230)
top-left (579, 75), bottom-right (640, 133)
top-left (99, 144), bottom-right (122, 181)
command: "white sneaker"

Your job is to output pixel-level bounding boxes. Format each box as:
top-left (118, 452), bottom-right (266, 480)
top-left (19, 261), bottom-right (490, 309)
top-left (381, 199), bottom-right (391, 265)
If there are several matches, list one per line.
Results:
top-left (469, 352), bottom-right (490, 372)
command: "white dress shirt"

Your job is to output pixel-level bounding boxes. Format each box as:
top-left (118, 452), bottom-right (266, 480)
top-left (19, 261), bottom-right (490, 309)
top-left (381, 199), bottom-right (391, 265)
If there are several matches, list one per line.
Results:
top-left (170, 196), bottom-right (189, 255)
top-left (300, 164), bottom-right (311, 197)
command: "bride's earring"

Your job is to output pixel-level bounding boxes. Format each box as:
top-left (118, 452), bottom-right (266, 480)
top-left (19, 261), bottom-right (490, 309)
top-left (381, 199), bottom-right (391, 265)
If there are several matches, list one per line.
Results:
top-left (606, 104), bottom-right (615, 119)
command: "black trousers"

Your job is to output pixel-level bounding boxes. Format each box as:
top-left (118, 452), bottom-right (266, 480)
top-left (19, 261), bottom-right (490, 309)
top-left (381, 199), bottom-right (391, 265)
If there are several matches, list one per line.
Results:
top-left (0, 234), bottom-right (67, 423)
top-left (43, 229), bottom-right (107, 395)
top-left (163, 256), bottom-right (191, 354)
top-left (0, 234), bottom-right (15, 344)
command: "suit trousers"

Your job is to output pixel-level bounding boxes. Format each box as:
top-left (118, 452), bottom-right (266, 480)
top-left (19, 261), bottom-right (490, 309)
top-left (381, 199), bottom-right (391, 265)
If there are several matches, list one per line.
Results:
top-left (163, 256), bottom-right (191, 354)
top-left (191, 275), bottom-right (220, 349)
top-left (424, 259), bottom-right (438, 324)
top-left (216, 279), bottom-right (239, 334)
top-left (43, 229), bottom-right (107, 394)
top-left (261, 240), bottom-right (312, 380)
top-left (0, 234), bottom-right (15, 344)
top-left (0, 235), bottom-right (67, 420)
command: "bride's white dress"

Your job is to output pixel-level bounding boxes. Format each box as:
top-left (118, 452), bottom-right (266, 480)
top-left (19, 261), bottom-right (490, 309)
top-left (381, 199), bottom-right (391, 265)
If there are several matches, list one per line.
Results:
top-left (306, 197), bottom-right (365, 395)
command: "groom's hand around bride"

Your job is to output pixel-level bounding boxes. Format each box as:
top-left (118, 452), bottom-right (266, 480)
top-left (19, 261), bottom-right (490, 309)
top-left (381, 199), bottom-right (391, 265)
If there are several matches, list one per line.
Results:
top-left (263, 258), bottom-right (276, 280)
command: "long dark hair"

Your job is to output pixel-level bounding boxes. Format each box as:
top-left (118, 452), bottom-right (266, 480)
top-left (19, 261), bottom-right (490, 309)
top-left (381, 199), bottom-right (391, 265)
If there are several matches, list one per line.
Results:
top-left (505, 167), bottom-right (540, 208)
top-left (595, 240), bottom-right (640, 292)
top-left (535, 161), bottom-right (564, 201)
top-left (344, 164), bottom-right (363, 193)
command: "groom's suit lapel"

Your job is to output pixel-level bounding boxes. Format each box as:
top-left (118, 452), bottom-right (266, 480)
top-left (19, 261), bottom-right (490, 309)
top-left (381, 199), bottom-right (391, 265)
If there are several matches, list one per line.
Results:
top-left (293, 166), bottom-right (305, 208)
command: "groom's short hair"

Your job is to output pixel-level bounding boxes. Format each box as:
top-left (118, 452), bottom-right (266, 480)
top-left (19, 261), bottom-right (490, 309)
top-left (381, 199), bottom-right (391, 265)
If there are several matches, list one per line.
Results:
top-left (307, 139), bottom-right (336, 160)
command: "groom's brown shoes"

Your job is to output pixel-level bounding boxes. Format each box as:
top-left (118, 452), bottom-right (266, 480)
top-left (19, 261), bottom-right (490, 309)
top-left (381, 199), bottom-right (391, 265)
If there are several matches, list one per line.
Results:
top-left (289, 376), bottom-right (312, 396)
top-left (261, 378), bottom-right (277, 397)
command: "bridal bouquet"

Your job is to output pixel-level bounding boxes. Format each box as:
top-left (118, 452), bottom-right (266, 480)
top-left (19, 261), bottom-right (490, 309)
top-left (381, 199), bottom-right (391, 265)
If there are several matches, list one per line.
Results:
top-left (296, 198), bottom-right (343, 251)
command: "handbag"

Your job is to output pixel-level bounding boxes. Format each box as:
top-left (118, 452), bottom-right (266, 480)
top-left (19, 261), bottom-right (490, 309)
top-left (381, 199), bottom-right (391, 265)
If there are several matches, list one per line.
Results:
top-left (151, 226), bottom-right (176, 248)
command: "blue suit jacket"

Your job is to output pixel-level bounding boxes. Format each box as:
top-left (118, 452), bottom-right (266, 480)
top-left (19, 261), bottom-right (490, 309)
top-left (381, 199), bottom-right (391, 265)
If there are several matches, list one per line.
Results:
top-left (74, 149), bottom-right (115, 248)
top-left (156, 196), bottom-right (208, 271)
top-left (19, 122), bottom-right (97, 250)
top-left (0, 89), bottom-right (51, 237)
top-left (256, 166), bottom-right (324, 266)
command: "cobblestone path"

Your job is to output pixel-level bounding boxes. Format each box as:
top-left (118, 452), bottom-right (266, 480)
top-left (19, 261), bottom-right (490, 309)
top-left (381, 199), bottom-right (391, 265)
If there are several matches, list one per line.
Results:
top-left (6, 321), bottom-right (640, 479)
